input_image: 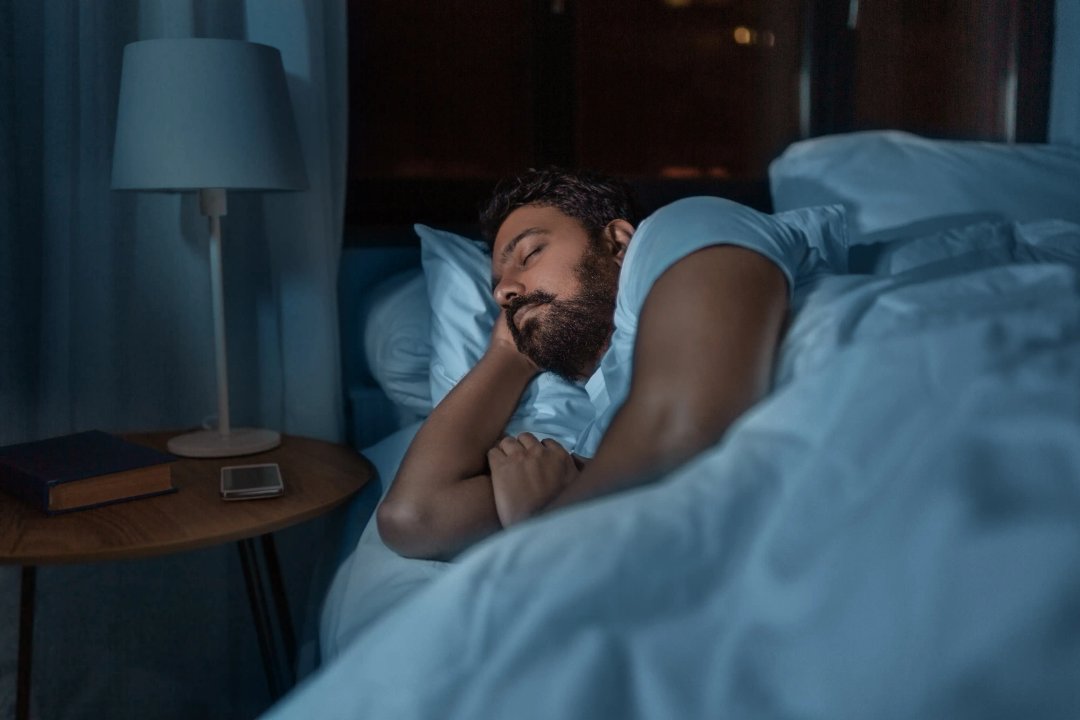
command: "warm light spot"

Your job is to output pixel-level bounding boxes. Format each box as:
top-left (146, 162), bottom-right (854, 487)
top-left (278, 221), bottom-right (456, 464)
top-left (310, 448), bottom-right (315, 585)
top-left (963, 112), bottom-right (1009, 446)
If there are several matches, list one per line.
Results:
top-left (660, 165), bottom-right (704, 179)
top-left (663, 0), bottom-right (693, 7)
top-left (658, 165), bottom-right (733, 179)
top-left (733, 26), bottom-right (752, 45)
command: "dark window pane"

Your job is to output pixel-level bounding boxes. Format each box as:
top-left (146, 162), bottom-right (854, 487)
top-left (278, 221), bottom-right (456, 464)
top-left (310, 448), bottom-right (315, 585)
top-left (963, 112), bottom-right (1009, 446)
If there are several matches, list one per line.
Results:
top-left (852, 0), bottom-right (1019, 140)
top-left (348, 0), bottom-right (534, 179)
top-left (575, 0), bottom-right (803, 180)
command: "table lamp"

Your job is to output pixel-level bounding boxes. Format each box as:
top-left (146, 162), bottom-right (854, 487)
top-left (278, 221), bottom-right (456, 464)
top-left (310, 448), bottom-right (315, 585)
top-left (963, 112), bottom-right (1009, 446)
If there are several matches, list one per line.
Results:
top-left (112, 38), bottom-right (308, 457)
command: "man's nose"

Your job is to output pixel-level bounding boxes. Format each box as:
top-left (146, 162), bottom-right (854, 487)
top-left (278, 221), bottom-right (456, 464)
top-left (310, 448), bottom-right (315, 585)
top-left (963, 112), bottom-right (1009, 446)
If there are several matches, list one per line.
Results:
top-left (493, 276), bottom-right (523, 307)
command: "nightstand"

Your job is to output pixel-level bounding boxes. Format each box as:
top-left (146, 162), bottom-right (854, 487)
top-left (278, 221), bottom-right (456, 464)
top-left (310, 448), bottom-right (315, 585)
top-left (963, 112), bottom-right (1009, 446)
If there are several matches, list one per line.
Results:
top-left (0, 432), bottom-right (372, 720)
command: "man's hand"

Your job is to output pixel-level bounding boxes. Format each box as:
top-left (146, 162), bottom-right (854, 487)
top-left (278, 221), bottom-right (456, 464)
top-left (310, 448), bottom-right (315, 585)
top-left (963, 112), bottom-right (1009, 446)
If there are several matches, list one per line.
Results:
top-left (488, 433), bottom-right (580, 527)
top-left (487, 309), bottom-right (538, 372)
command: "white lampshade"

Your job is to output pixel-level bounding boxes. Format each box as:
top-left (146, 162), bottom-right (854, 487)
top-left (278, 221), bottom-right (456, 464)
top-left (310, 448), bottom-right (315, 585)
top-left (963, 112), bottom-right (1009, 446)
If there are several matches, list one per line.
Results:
top-left (112, 38), bottom-right (307, 191)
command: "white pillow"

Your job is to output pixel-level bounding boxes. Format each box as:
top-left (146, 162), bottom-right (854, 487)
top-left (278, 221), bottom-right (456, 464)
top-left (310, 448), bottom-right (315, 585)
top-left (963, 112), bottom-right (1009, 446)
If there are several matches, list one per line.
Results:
top-left (769, 130), bottom-right (1080, 242)
top-left (362, 269), bottom-right (432, 419)
top-left (415, 224), bottom-right (595, 449)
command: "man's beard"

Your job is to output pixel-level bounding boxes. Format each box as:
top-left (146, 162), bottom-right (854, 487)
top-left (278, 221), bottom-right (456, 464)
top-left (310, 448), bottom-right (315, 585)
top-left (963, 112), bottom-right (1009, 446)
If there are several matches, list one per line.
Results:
top-left (504, 242), bottom-right (619, 381)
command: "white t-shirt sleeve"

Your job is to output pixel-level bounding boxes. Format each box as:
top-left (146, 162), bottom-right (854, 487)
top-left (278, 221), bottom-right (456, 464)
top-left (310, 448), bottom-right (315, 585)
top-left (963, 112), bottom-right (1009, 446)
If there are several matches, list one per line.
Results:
top-left (576, 198), bottom-right (848, 457)
top-left (619, 196), bottom-right (848, 316)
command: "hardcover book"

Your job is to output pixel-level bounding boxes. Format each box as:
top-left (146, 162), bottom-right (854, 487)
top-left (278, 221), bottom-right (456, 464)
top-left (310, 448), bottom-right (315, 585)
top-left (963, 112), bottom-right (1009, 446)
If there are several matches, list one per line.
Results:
top-left (0, 430), bottom-right (177, 514)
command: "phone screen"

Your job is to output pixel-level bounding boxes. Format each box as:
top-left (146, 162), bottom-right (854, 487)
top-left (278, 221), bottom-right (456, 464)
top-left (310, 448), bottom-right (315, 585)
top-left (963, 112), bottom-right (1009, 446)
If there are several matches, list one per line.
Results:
top-left (221, 463), bottom-right (284, 499)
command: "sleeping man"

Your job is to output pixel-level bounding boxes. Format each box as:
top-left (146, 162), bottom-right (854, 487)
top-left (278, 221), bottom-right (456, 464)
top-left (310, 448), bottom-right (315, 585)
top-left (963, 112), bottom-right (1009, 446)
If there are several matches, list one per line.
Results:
top-left (378, 167), bottom-right (846, 560)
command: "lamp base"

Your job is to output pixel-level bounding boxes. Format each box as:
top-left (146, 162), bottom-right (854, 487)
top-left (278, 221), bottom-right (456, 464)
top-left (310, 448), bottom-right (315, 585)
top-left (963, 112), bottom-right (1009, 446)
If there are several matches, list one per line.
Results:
top-left (167, 428), bottom-right (281, 458)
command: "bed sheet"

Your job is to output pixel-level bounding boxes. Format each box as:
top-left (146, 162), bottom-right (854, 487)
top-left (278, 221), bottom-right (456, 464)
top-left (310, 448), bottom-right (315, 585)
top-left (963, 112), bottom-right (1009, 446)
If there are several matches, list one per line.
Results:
top-left (290, 219), bottom-right (1080, 719)
top-left (318, 421), bottom-right (451, 661)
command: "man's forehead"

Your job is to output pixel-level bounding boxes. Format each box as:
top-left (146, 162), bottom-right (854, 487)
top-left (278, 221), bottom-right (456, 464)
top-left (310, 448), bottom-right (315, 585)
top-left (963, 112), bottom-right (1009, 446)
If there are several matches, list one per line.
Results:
top-left (494, 205), bottom-right (578, 251)
top-left (497, 205), bottom-right (554, 235)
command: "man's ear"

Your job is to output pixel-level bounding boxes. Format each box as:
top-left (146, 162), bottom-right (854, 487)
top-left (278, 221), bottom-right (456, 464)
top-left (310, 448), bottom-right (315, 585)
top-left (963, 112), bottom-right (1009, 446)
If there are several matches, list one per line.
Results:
top-left (602, 219), bottom-right (635, 266)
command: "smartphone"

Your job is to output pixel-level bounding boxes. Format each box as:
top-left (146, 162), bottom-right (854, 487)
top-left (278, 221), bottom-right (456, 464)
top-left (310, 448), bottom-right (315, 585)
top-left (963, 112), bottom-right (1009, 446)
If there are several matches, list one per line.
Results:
top-left (220, 463), bottom-right (285, 500)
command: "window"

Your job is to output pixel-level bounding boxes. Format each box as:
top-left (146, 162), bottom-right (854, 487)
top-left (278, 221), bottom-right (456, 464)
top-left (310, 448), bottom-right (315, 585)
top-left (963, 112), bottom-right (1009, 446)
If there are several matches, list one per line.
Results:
top-left (345, 0), bottom-right (800, 226)
top-left (345, 0), bottom-right (1052, 230)
top-left (847, 0), bottom-right (1051, 142)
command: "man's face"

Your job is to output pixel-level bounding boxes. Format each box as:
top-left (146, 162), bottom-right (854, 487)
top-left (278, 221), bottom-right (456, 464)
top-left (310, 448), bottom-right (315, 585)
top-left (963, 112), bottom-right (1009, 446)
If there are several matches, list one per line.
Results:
top-left (491, 205), bottom-right (622, 381)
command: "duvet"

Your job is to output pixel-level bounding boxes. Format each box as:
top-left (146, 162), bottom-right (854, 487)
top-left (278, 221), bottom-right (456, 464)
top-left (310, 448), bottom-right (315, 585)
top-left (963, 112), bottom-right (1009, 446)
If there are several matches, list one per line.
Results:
top-left (268, 218), bottom-right (1080, 719)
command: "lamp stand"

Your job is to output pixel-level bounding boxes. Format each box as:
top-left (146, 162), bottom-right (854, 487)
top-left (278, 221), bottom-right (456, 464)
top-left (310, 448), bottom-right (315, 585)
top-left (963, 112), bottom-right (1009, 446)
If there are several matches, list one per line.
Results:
top-left (167, 188), bottom-right (281, 458)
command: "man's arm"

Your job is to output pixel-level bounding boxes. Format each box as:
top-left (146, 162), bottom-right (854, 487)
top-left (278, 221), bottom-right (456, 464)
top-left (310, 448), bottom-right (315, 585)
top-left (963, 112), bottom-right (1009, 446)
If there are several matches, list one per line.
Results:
top-left (545, 244), bottom-right (788, 511)
top-left (377, 325), bottom-right (538, 560)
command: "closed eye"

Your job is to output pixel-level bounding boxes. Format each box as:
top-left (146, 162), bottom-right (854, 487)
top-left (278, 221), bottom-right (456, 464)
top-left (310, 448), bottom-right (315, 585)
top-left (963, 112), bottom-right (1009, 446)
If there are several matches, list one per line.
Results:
top-left (523, 246), bottom-right (543, 264)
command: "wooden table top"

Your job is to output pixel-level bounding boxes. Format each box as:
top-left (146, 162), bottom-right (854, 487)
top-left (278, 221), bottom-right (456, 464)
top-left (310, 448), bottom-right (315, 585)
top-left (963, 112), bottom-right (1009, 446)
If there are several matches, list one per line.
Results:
top-left (0, 432), bottom-right (373, 565)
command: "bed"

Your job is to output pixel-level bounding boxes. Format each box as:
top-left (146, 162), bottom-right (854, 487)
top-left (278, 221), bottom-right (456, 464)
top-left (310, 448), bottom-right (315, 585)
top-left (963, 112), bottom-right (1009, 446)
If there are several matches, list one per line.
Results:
top-left (277, 131), bottom-right (1080, 718)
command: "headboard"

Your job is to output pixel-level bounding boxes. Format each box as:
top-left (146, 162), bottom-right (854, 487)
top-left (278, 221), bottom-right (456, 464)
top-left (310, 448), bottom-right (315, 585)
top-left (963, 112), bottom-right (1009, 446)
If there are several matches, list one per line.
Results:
top-left (339, 230), bottom-right (422, 450)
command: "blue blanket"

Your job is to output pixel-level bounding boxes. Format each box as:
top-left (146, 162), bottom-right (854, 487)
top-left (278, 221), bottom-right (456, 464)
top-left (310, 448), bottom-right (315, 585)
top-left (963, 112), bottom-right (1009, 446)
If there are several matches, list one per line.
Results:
top-left (270, 219), bottom-right (1080, 719)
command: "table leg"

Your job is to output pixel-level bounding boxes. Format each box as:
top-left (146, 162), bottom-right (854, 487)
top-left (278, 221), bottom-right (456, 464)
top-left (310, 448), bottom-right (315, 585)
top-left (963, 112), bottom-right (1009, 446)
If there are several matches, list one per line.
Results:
top-left (260, 534), bottom-right (297, 684)
top-left (238, 538), bottom-right (281, 700)
top-left (237, 535), bottom-right (297, 701)
top-left (16, 565), bottom-right (36, 720)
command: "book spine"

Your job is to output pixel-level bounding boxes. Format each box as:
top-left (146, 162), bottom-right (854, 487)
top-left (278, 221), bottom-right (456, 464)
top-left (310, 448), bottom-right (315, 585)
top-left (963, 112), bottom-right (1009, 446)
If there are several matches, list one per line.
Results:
top-left (0, 464), bottom-right (49, 511)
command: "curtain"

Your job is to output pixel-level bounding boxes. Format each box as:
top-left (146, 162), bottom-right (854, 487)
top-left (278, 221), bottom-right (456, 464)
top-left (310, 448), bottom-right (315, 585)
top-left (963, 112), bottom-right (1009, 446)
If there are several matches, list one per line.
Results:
top-left (1, 4), bottom-right (345, 446)
top-left (0, 1), bottom-right (347, 717)
top-left (1051, 0), bottom-right (1080, 145)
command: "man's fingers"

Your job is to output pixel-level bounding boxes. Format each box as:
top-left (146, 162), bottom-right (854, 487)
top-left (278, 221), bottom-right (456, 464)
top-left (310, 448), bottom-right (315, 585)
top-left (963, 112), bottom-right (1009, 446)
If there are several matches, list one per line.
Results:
top-left (516, 432), bottom-right (541, 449)
top-left (499, 433), bottom-right (570, 462)
top-left (540, 437), bottom-right (567, 453)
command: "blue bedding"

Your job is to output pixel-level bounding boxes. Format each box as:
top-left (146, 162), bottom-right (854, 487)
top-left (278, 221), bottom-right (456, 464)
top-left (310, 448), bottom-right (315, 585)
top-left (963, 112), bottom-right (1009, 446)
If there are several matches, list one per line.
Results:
top-left (273, 219), bottom-right (1080, 719)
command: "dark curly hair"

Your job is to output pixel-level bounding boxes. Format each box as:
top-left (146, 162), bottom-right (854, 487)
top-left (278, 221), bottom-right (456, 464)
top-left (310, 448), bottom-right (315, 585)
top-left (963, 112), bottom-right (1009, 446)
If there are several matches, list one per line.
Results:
top-left (479, 167), bottom-right (642, 246)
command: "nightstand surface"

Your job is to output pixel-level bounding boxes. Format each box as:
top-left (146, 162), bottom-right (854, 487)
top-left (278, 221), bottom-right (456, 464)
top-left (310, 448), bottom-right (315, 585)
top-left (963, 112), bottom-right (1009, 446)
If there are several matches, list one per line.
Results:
top-left (0, 431), bottom-right (373, 565)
